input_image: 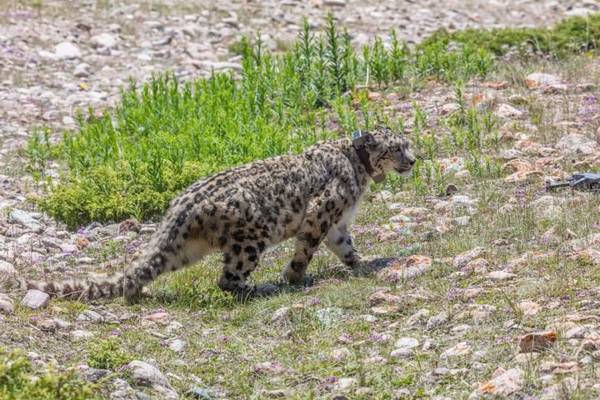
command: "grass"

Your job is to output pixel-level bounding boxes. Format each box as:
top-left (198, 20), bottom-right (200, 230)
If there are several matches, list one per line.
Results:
top-left (0, 350), bottom-right (98, 400)
top-left (421, 13), bottom-right (600, 58)
top-left (87, 338), bottom-right (133, 370)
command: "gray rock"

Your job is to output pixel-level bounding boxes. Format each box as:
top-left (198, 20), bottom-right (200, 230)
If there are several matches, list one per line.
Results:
top-left (394, 388), bottom-right (412, 398)
top-left (440, 103), bottom-right (461, 115)
top-left (488, 270), bottom-right (516, 281)
top-left (165, 321), bottom-right (183, 334)
top-left (557, 133), bottom-right (597, 155)
top-left (271, 306), bottom-right (291, 323)
top-left (495, 103), bottom-right (523, 119)
top-left (153, 384), bottom-right (178, 400)
top-left (167, 338), bottom-right (186, 353)
top-left (333, 377), bottom-right (357, 391)
top-left (187, 387), bottom-right (213, 399)
top-left (395, 337), bottom-right (419, 349)
top-left (470, 368), bottom-right (524, 398)
top-left (127, 360), bottom-right (170, 388)
top-left (565, 8), bottom-right (594, 17)
top-left (525, 72), bottom-right (563, 88)
top-left (60, 243), bottom-right (78, 253)
top-left (196, 61), bottom-right (242, 72)
top-left (54, 42), bottom-right (81, 59)
top-left (440, 342), bottom-right (472, 358)
top-left (21, 289), bottom-right (49, 309)
top-left (407, 309), bottom-right (430, 326)
top-left (426, 311), bottom-right (449, 330)
top-left (0, 260), bottom-right (16, 277)
top-left (91, 33), bottom-right (118, 49)
top-left (76, 310), bottom-right (104, 323)
top-left (453, 247), bottom-right (485, 269)
top-left (73, 63), bottom-right (90, 78)
top-left (0, 293), bottom-right (14, 314)
top-left (80, 366), bottom-right (110, 382)
top-left (9, 209), bottom-right (43, 233)
top-left (324, 0), bottom-right (346, 6)
top-left (110, 378), bottom-right (135, 400)
top-left (390, 348), bottom-right (414, 358)
top-left (71, 329), bottom-right (94, 340)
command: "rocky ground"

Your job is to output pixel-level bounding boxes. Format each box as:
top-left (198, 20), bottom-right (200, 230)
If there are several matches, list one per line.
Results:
top-left (1, 1), bottom-right (600, 399)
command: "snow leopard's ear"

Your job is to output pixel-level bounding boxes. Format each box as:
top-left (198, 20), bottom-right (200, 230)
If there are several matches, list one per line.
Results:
top-left (353, 130), bottom-right (377, 148)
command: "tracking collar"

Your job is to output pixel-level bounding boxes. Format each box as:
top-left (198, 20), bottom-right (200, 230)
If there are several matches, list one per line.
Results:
top-left (352, 130), bottom-right (384, 183)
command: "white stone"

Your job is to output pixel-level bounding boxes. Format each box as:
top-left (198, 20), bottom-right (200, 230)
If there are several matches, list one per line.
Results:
top-left (565, 326), bottom-right (587, 339)
top-left (496, 103), bottom-right (523, 119)
top-left (76, 310), bottom-right (104, 322)
top-left (71, 329), bottom-right (94, 340)
top-left (91, 33), bottom-right (118, 49)
top-left (21, 289), bottom-right (49, 309)
top-left (441, 103), bottom-right (460, 115)
top-left (54, 42), bottom-right (81, 59)
top-left (61, 243), bottom-right (79, 253)
top-left (165, 321), bottom-right (183, 334)
top-left (271, 307), bottom-right (290, 323)
top-left (557, 133), bottom-right (597, 155)
top-left (0, 293), bottom-right (14, 314)
top-left (167, 338), bottom-right (186, 353)
top-left (73, 63), bottom-right (90, 78)
top-left (473, 368), bottom-right (524, 397)
top-left (324, 0), bottom-right (347, 6)
top-left (453, 247), bottom-right (485, 268)
top-left (440, 342), bottom-right (471, 358)
top-left (426, 312), bottom-right (449, 330)
top-left (331, 347), bottom-right (351, 360)
top-left (395, 337), bottom-right (419, 349)
top-left (333, 377), bottom-right (357, 391)
top-left (127, 360), bottom-right (170, 388)
top-left (390, 348), bottom-right (414, 358)
top-left (9, 209), bottom-right (43, 233)
top-left (525, 72), bottom-right (563, 88)
top-left (565, 8), bottom-right (593, 17)
top-left (518, 301), bottom-right (540, 317)
top-left (0, 260), bottom-right (16, 277)
top-left (488, 270), bottom-right (516, 281)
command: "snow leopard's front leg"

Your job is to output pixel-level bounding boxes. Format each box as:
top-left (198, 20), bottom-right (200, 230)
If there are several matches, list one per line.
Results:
top-left (325, 224), bottom-right (363, 268)
top-left (283, 187), bottom-right (350, 285)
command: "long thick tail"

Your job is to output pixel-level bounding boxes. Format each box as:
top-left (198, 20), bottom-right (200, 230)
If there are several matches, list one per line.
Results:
top-left (21, 243), bottom-right (189, 302)
top-left (24, 272), bottom-right (127, 301)
top-left (17, 197), bottom-right (207, 302)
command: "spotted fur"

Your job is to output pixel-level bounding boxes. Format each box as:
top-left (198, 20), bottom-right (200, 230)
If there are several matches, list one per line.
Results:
top-left (27, 129), bottom-right (415, 303)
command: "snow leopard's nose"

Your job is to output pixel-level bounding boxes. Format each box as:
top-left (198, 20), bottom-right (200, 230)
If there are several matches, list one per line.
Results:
top-left (405, 149), bottom-right (416, 166)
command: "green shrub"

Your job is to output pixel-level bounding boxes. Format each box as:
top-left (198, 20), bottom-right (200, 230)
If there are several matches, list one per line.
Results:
top-left (0, 350), bottom-right (97, 400)
top-left (87, 338), bottom-right (132, 370)
top-left (421, 13), bottom-right (600, 58)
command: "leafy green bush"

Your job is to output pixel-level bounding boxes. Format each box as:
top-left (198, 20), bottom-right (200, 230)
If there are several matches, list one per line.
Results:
top-left (421, 13), bottom-right (600, 58)
top-left (87, 338), bottom-right (132, 370)
top-left (0, 350), bottom-right (97, 400)
top-left (27, 13), bottom-right (600, 228)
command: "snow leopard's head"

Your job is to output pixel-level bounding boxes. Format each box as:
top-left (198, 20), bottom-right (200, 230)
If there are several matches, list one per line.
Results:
top-left (352, 128), bottom-right (415, 182)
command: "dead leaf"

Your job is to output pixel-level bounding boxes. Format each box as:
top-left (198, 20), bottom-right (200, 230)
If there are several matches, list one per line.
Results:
top-left (376, 255), bottom-right (433, 282)
top-left (479, 382), bottom-right (496, 393)
top-left (483, 81), bottom-right (509, 90)
top-left (541, 361), bottom-right (580, 374)
top-left (368, 290), bottom-right (401, 306)
top-left (519, 330), bottom-right (557, 353)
